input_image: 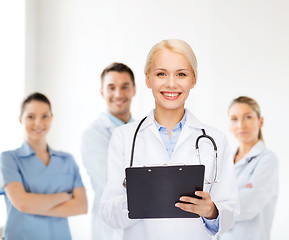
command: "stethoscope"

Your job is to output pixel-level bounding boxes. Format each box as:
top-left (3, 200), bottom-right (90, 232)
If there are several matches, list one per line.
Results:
top-left (123, 117), bottom-right (218, 188)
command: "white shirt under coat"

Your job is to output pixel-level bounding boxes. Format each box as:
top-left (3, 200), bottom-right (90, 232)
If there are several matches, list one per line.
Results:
top-left (100, 109), bottom-right (239, 240)
top-left (218, 140), bottom-right (279, 240)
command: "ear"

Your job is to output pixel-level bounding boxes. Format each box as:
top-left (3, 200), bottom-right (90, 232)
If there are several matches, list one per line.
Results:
top-left (190, 74), bottom-right (197, 89)
top-left (19, 117), bottom-right (22, 124)
top-left (132, 85), bottom-right (136, 97)
top-left (259, 116), bottom-right (264, 128)
top-left (100, 88), bottom-right (104, 98)
top-left (145, 73), bottom-right (152, 89)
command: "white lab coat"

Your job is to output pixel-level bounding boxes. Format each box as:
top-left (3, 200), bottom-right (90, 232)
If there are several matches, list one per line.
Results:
top-left (100, 109), bottom-right (239, 240)
top-left (81, 112), bottom-right (123, 240)
top-left (218, 141), bottom-right (279, 240)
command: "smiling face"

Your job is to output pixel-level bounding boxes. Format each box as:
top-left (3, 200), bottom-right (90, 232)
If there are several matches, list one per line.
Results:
top-left (101, 71), bottom-right (136, 121)
top-left (145, 49), bottom-right (196, 112)
top-left (229, 102), bottom-right (263, 145)
top-left (20, 100), bottom-right (53, 142)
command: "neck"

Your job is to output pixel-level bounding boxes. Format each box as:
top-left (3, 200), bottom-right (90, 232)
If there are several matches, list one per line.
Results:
top-left (110, 111), bottom-right (131, 124)
top-left (155, 105), bottom-right (185, 135)
top-left (26, 138), bottom-right (48, 154)
top-left (235, 139), bottom-right (259, 163)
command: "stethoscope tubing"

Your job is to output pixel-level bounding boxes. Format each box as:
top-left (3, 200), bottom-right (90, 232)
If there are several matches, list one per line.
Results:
top-left (124, 117), bottom-right (218, 188)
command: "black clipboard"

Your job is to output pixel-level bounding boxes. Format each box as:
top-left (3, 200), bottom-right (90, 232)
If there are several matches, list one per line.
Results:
top-left (125, 164), bottom-right (205, 219)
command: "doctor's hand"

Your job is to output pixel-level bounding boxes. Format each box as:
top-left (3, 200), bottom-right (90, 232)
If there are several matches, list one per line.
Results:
top-left (175, 191), bottom-right (219, 219)
top-left (245, 183), bottom-right (253, 188)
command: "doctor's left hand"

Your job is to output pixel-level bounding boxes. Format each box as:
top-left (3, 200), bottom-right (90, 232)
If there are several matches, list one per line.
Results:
top-left (175, 191), bottom-right (218, 219)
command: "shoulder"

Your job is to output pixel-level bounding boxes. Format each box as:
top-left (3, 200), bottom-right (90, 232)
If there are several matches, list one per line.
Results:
top-left (186, 109), bottom-right (225, 137)
top-left (201, 123), bottom-right (225, 139)
top-left (259, 146), bottom-right (278, 164)
top-left (84, 115), bottom-right (107, 131)
top-left (82, 113), bottom-right (114, 137)
top-left (50, 149), bottom-right (81, 171)
top-left (108, 120), bottom-right (144, 147)
top-left (113, 119), bottom-right (144, 136)
top-left (49, 148), bottom-right (75, 161)
top-left (0, 149), bottom-right (22, 171)
top-left (0, 149), bottom-right (20, 160)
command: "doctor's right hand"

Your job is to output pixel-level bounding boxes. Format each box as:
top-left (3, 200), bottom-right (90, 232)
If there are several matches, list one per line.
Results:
top-left (175, 191), bottom-right (219, 219)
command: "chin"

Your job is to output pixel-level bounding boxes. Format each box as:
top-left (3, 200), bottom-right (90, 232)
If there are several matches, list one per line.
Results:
top-left (29, 134), bottom-right (46, 141)
top-left (161, 104), bottom-right (184, 111)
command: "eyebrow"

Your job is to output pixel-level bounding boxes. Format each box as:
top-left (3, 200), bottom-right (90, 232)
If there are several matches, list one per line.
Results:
top-left (230, 111), bottom-right (254, 116)
top-left (107, 82), bottom-right (132, 87)
top-left (26, 111), bottom-right (50, 115)
top-left (154, 68), bottom-right (190, 71)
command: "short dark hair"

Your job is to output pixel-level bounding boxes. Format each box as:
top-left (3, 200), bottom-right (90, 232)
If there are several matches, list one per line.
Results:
top-left (20, 92), bottom-right (51, 117)
top-left (100, 62), bottom-right (135, 87)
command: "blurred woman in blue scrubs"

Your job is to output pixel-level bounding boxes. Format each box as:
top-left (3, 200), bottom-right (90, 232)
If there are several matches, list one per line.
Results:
top-left (0, 92), bottom-right (88, 240)
top-left (219, 96), bottom-right (279, 240)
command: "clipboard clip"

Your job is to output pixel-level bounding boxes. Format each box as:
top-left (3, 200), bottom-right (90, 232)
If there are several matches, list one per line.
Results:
top-left (142, 163), bottom-right (185, 167)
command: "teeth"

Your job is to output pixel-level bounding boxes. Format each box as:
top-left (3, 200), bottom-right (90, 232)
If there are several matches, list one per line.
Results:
top-left (163, 93), bottom-right (179, 97)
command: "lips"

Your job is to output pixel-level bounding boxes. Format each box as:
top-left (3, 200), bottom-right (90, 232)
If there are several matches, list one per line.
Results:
top-left (112, 99), bottom-right (127, 107)
top-left (238, 131), bottom-right (248, 136)
top-left (32, 129), bottom-right (45, 134)
top-left (161, 91), bottom-right (181, 100)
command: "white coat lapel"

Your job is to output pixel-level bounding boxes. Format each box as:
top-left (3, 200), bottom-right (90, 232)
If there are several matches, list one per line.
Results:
top-left (174, 124), bottom-right (193, 151)
top-left (174, 109), bottom-right (204, 152)
top-left (140, 110), bottom-right (166, 148)
top-left (99, 112), bottom-right (117, 133)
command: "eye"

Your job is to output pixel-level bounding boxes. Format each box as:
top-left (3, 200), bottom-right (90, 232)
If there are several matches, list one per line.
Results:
top-left (177, 72), bottom-right (187, 77)
top-left (156, 72), bottom-right (165, 77)
top-left (230, 117), bottom-right (237, 121)
top-left (108, 86), bottom-right (115, 91)
top-left (122, 86), bottom-right (129, 90)
top-left (27, 115), bottom-right (34, 120)
top-left (245, 115), bottom-right (252, 120)
top-left (43, 114), bottom-right (49, 119)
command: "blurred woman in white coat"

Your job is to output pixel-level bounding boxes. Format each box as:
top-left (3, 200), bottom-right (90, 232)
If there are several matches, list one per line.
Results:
top-left (218, 96), bottom-right (279, 240)
top-left (100, 39), bottom-right (239, 240)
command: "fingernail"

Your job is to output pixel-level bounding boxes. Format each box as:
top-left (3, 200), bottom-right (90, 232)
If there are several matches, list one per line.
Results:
top-left (179, 197), bottom-right (183, 201)
top-left (175, 203), bottom-right (180, 207)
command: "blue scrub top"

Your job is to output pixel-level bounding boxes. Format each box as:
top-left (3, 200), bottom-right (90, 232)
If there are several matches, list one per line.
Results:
top-left (0, 141), bottom-right (84, 240)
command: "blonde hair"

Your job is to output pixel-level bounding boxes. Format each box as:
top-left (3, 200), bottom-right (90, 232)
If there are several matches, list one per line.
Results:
top-left (144, 39), bottom-right (198, 78)
top-left (229, 96), bottom-right (264, 141)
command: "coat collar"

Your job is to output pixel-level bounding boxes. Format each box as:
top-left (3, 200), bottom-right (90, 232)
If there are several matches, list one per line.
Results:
top-left (18, 141), bottom-right (64, 158)
top-left (235, 140), bottom-right (265, 165)
top-left (99, 111), bottom-right (133, 129)
top-left (138, 109), bottom-right (206, 154)
top-left (18, 141), bottom-right (35, 157)
top-left (139, 108), bottom-right (205, 131)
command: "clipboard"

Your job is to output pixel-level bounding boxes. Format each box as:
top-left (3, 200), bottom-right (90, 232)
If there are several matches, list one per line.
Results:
top-left (125, 164), bottom-right (205, 219)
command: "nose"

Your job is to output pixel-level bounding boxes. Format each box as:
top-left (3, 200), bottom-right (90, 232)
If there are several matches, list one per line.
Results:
top-left (114, 88), bottom-right (121, 98)
top-left (237, 119), bottom-right (245, 128)
top-left (166, 75), bottom-right (177, 89)
top-left (34, 117), bottom-right (43, 126)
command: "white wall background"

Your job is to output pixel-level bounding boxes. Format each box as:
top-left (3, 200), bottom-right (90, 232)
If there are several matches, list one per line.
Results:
top-left (1, 0), bottom-right (289, 239)
top-left (0, 1), bottom-right (25, 231)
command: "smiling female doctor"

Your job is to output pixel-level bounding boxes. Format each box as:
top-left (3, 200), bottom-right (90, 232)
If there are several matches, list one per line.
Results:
top-left (100, 39), bottom-right (239, 240)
